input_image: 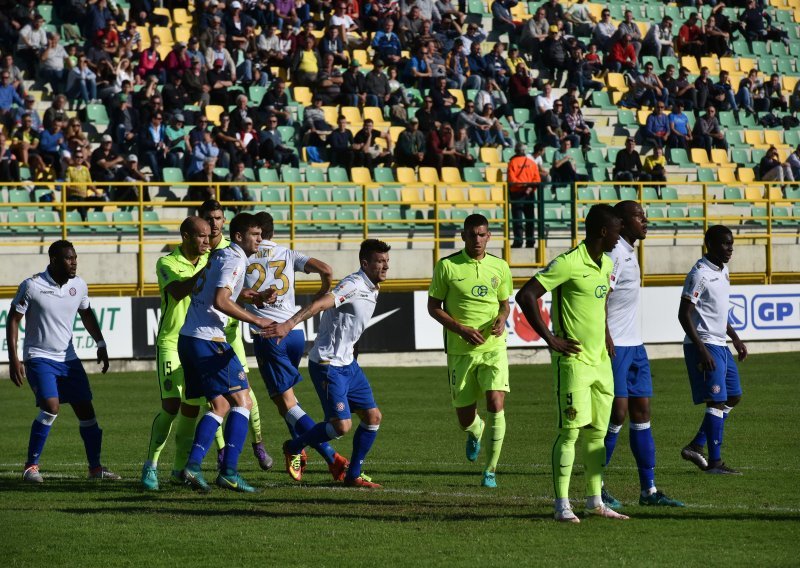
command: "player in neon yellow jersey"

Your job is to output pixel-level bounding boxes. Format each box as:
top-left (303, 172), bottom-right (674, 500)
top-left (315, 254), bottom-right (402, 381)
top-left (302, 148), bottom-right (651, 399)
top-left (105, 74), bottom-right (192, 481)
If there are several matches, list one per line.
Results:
top-left (516, 204), bottom-right (629, 523)
top-left (200, 199), bottom-right (273, 471)
top-left (428, 214), bottom-right (513, 489)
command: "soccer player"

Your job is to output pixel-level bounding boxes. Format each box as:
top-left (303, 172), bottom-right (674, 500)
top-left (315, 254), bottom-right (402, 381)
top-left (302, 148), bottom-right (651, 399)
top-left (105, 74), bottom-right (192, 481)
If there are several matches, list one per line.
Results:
top-left (141, 216), bottom-right (211, 491)
top-left (179, 213), bottom-right (273, 492)
top-left (516, 204), bottom-right (628, 522)
top-left (427, 214), bottom-right (513, 488)
top-left (245, 212), bottom-right (349, 481)
top-left (199, 199), bottom-right (273, 471)
top-left (7, 240), bottom-right (120, 483)
top-left (678, 225), bottom-right (747, 475)
top-left (263, 239), bottom-right (391, 488)
top-left (602, 201), bottom-right (684, 507)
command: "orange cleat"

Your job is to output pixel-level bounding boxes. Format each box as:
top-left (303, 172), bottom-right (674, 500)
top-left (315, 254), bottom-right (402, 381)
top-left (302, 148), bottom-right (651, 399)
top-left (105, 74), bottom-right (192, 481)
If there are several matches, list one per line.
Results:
top-left (328, 453), bottom-right (350, 482)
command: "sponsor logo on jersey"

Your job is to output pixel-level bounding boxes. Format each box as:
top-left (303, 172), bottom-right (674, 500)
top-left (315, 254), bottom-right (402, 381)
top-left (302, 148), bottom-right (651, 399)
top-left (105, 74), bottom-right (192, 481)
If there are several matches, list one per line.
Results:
top-left (595, 284), bottom-right (608, 298)
top-left (472, 285), bottom-right (488, 297)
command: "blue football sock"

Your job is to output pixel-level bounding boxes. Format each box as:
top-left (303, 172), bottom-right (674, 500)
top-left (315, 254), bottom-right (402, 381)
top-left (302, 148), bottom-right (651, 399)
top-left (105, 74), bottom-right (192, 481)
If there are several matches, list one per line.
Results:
top-left (221, 407), bottom-right (250, 475)
top-left (286, 405), bottom-right (337, 464)
top-left (692, 405), bottom-right (732, 448)
top-left (79, 419), bottom-right (103, 469)
top-left (187, 412), bottom-right (224, 470)
top-left (703, 407), bottom-right (725, 462)
top-left (630, 421), bottom-right (656, 493)
top-left (346, 423), bottom-right (379, 480)
top-left (604, 423), bottom-right (623, 466)
top-left (27, 411), bottom-right (57, 466)
top-left (286, 421), bottom-right (338, 454)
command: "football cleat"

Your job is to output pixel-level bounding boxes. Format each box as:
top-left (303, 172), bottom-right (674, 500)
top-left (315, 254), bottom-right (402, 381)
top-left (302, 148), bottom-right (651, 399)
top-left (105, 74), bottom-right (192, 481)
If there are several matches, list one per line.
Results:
top-left (282, 441), bottom-right (304, 482)
top-left (705, 462), bottom-right (742, 475)
top-left (216, 471), bottom-right (256, 493)
top-left (585, 504), bottom-right (630, 519)
top-left (681, 444), bottom-right (709, 471)
top-left (639, 491), bottom-right (685, 507)
top-left (183, 467), bottom-right (212, 493)
top-left (481, 471), bottom-right (497, 488)
top-left (465, 418), bottom-right (485, 462)
top-left (89, 466), bottom-right (121, 480)
top-left (22, 464), bottom-right (43, 484)
top-left (253, 442), bottom-right (274, 471)
top-left (300, 449), bottom-right (308, 473)
top-left (328, 453), bottom-right (349, 482)
top-left (141, 464), bottom-right (159, 491)
top-left (601, 486), bottom-right (622, 509)
top-left (554, 507), bottom-right (581, 523)
top-left (170, 469), bottom-right (187, 485)
top-left (343, 473), bottom-right (382, 488)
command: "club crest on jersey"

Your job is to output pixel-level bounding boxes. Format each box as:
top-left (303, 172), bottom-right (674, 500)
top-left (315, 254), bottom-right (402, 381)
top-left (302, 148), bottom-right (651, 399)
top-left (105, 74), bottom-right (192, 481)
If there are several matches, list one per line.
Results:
top-left (564, 406), bottom-right (577, 420)
top-left (336, 402), bottom-right (345, 412)
top-left (69, 287), bottom-right (77, 296)
top-left (238, 371), bottom-right (246, 381)
top-left (711, 384), bottom-right (721, 394)
top-left (164, 379), bottom-right (173, 391)
top-left (490, 276), bottom-right (500, 289)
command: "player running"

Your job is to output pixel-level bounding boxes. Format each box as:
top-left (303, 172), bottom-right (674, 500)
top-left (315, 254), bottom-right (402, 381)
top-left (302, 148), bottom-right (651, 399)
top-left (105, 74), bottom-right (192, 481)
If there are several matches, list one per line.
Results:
top-left (517, 204), bottom-right (628, 523)
top-left (199, 199), bottom-right (273, 471)
top-left (7, 240), bottom-right (120, 483)
top-left (602, 202), bottom-right (683, 508)
top-left (141, 216), bottom-right (211, 491)
top-left (245, 211), bottom-right (349, 481)
top-left (179, 213), bottom-right (273, 493)
top-left (263, 239), bottom-right (391, 488)
top-left (678, 225), bottom-right (747, 475)
top-left (427, 214), bottom-right (513, 488)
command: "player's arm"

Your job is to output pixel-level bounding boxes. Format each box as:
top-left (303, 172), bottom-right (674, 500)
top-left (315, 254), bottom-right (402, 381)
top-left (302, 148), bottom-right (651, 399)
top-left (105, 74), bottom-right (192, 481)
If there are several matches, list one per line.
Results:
top-left (78, 307), bottom-right (109, 374)
top-left (6, 310), bottom-right (25, 387)
top-left (214, 287), bottom-right (272, 329)
top-left (304, 257), bottom-right (334, 299)
top-left (516, 277), bottom-right (581, 355)
top-left (677, 298), bottom-right (715, 371)
top-left (161, 260), bottom-right (205, 301)
top-left (263, 293), bottom-right (336, 340)
top-left (427, 296), bottom-right (486, 346)
top-left (237, 287), bottom-right (277, 306)
top-left (726, 323), bottom-right (747, 362)
top-left (491, 299), bottom-right (510, 337)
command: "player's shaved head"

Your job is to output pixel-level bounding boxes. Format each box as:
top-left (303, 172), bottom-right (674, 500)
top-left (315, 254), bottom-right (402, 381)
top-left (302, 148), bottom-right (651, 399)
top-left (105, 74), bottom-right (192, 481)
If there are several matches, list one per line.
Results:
top-left (613, 200), bottom-right (640, 221)
top-left (705, 224), bottom-right (732, 246)
top-left (48, 239), bottom-right (75, 259)
top-left (585, 204), bottom-right (620, 238)
top-left (254, 211), bottom-right (274, 239)
top-left (180, 216), bottom-right (209, 236)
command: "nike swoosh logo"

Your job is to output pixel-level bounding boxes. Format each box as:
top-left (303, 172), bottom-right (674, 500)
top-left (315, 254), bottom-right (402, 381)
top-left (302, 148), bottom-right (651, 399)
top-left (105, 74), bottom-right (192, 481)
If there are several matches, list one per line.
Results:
top-left (365, 308), bottom-right (400, 329)
top-left (453, 278), bottom-right (466, 281)
top-left (221, 478), bottom-right (238, 489)
top-left (582, 274), bottom-right (590, 278)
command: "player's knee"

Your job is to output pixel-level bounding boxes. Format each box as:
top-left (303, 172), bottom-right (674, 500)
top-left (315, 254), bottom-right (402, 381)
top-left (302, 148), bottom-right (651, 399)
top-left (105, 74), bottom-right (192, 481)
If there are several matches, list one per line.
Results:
top-left (40, 399), bottom-right (59, 415)
top-left (364, 407), bottom-right (382, 426)
top-left (331, 418), bottom-right (351, 436)
top-left (162, 398), bottom-right (181, 415)
top-left (180, 402), bottom-right (200, 418)
top-left (558, 427), bottom-right (580, 444)
top-left (726, 395), bottom-right (741, 407)
top-left (241, 395), bottom-right (254, 411)
top-left (486, 391), bottom-right (506, 413)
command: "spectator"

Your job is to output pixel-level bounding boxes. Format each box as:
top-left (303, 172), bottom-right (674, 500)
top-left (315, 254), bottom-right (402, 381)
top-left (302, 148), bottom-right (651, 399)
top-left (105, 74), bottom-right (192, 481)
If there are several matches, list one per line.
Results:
top-left (704, 15), bottom-right (731, 57)
top-left (38, 118), bottom-right (67, 179)
top-left (677, 13), bottom-right (704, 61)
top-left (365, 59), bottom-right (393, 109)
top-left (230, 94), bottom-right (259, 132)
top-left (165, 113), bottom-right (190, 167)
top-left (452, 126), bottom-right (475, 168)
top-left (563, 101), bottom-right (591, 149)
top-left (1, 53), bottom-right (26, 99)
top-left (39, 32), bottom-right (69, 95)
top-left (491, 0), bottom-right (520, 41)
top-left (416, 95), bottom-right (438, 133)
top-left (139, 111), bottom-right (174, 181)
top-left (341, 60), bottom-right (369, 107)
top-left (112, 93), bottom-right (140, 152)
top-left (520, 8), bottom-right (549, 60)
top-left (506, 44), bottom-right (529, 75)
top-left (0, 131), bottom-right (20, 182)
top-left (15, 13), bottom-right (46, 75)
top-left (425, 122), bottom-right (459, 170)
top-left (372, 19), bottom-right (403, 65)
top-left (112, 154), bottom-right (150, 207)
top-left (476, 79), bottom-right (514, 128)
top-left (234, 117), bottom-right (261, 166)
top-left (643, 103), bottom-right (670, 150)
top-left (330, 2), bottom-right (365, 48)
top-left (430, 76), bottom-right (456, 125)
top-left (551, 138), bottom-right (585, 184)
top-left (592, 9), bottom-right (616, 52)
top-left (367, 0), bottom-right (402, 32)
top-left (541, 25), bottom-right (569, 84)
top-left (86, 0), bottom-right (115, 39)
top-left (1, 68), bottom-right (26, 126)
top-left (668, 66), bottom-right (698, 111)
top-left (643, 146), bottom-right (667, 183)
top-left (484, 42), bottom-right (511, 90)
top-left (634, 62), bottom-right (668, 109)
top-left (259, 116), bottom-right (299, 168)
top-left (13, 94), bottom-right (42, 131)
top-left (758, 146), bottom-right (794, 182)
top-left (786, 144), bottom-right (800, 181)
top-left (225, 160), bottom-right (255, 208)
top-left (618, 10), bottom-right (643, 59)
top-left (66, 149), bottom-right (104, 220)
top-left (507, 142), bottom-right (540, 248)
top-left (607, 34), bottom-right (638, 75)
top-left (567, 46), bottom-right (603, 97)
top-left (395, 117), bottom-right (426, 167)
top-left (398, 6), bottom-right (425, 48)
top-left (187, 157), bottom-right (222, 202)
top-left (565, 0), bottom-right (597, 37)
top-left (64, 117), bottom-right (90, 158)
top-left (509, 63), bottom-right (535, 110)
top-left (764, 73), bottom-right (788, 112)
top-left (259, 79), bottom-right (294, 126)
top-left (541, 0), bottom-right (567, 30)
top-left (120, 21), bottom-right (143, 58)
top-left (314, 53), bottom-right (344, 106)
top-left (137, 38), bottom-right (165, 84)
top-left (613, 138), bottom-right (645, 182)
top-left (10, 114), bottom-right (46, 180)
top-left (164, 42), bottom-right (193, 76)
top-left (479, 101), bottom-right (513, 147)
top-left (162, 71), bottom-right (191, 117)
top-left (694, 66), bottom-right (716, 113)
top-left (737, 68), bottom-right (763, 115)
top-left (739, 0), bottom-right (789, 44)
top-left (329, 115), bottom-right (355, 171)
top-left (90, 134), bottom-right (124, 186)
top-left (408, 43), bottom-right (435, 90)
top-left (456, 100), bottom-right (493, 146)
top-left (692, 106), bottom-right (728, 156)
top-left (319, 26), bottom-right (350, 67)
top-left (714, 70), bottom-right (738, 112)
top-left (535, 81), bottom-right (556, 121)
top-left (302, 96), bottom-right (334, 145)
top-left (668, 101), bottom-right (693, 151)
top-left (435, 15), bottom-right (463, 54)
top-left (402, 0), bottom-right (442, 23)
top-left (205, 34), bottom-right (237, 78)
top-left (187, 128), bottom-right (220, 176)
top-left (353, 118), bottom-right (393, 169)
top-left (208, 58), bottom-right (235, 107)
top-left (643, 16), bottom-right (675, 58)
top-left (532, 142), bottom-right (550, 182)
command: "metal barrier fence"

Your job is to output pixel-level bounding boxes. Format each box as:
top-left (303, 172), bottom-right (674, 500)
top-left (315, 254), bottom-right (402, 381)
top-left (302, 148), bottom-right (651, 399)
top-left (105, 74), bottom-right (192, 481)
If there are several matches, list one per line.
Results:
top-left (0, 180), bottom-right (798, 295)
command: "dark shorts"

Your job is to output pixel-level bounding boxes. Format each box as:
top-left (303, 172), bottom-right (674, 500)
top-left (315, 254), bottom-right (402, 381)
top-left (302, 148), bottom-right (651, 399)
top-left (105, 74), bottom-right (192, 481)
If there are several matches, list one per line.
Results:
top-left (254, 329), bottom-right (305, 397)
top-left (684, 343), bottom-right (742, 405)
top-left (178, 335), bottom-right (249, 401)
top-left (612, 345), bottom-right (653, 398)
top-left (308, 359), bottom-right (377, 421)
top-left (25, 358), bottom-right (92, 406)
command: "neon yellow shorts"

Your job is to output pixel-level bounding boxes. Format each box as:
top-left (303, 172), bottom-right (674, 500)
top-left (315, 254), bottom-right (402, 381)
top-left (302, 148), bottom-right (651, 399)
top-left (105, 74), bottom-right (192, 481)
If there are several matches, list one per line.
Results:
top-left (553, 355), bottom-right (613, 430)
top-left (447, 349), bottom-right (510, 408)
top-left (157, 347), bottom-right (204, 405)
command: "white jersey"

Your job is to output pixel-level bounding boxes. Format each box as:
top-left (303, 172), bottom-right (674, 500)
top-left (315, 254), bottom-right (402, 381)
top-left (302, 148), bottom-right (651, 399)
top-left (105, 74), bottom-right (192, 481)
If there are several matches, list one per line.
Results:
top-left (309, 269), bottom-right (379, 367)
top-left (607, 239), bottom-right (642, 347)
top-left (681, 257), bottom-right (730, 346)
top-left (245, 240), bottom-right (309, 327)
top-left (181, 243), bottom-right (248, 341)
top-left (11, 269), bottom-right (90, 362)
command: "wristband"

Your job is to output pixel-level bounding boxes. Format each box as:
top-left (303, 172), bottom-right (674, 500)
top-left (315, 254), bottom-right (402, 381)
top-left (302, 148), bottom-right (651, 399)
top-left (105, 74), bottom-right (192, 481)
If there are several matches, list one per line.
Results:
top-left (97, 340), bottom-right (107, 349)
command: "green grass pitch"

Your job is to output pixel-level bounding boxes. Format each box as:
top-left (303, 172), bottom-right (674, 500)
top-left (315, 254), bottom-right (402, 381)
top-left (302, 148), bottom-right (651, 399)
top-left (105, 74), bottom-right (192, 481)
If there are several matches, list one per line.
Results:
top-left (1, 352), bottom-right (797, 566)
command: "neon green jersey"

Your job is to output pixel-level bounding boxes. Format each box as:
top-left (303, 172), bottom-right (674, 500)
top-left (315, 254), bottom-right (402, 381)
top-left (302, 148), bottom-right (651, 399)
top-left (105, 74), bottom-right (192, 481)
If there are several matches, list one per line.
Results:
top-left (534, 241), bottom-right (612, 366)
top-left (429, 250), bottom-right (513, 355)
top-left (212, 235), bottom-right (241, 342)
top-left (156, 247), bottom-right (209, 349)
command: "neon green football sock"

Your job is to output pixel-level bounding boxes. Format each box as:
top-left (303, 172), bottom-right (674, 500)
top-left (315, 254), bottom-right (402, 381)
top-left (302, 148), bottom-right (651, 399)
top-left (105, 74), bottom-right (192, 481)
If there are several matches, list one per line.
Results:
top-left (484, 410), bottom-right (506, 473)
top-left (552, 427), bottom-right (579, 499)
top-left (249, 391), bottom-right (263, 445)
top-left (583, 426), bottom-right (606, 499)
top-left (463, 413), bottom-right (484, 438)
top-left (172, 411), bottom-right (198, 472)
top-left (146, 409), bottom-right (176, 465)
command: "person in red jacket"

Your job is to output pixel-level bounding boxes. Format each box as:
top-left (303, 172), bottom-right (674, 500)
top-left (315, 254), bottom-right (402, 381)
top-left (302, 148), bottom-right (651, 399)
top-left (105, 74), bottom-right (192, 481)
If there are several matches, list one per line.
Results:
top-left (607, 34), bottom-right (638, 74)
top-left (507, 142), bottom-right (541, 248)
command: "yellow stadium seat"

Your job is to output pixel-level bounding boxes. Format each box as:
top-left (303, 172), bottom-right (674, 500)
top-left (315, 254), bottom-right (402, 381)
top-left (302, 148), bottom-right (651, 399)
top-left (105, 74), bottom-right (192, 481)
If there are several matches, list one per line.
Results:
top-left (738, 167), bottom-right (756, 183)
top-left (783, 75), bottom-right (800, 93)
top-left (362, 107), bottom-right (389, 128)
top-left (691, 148), bottom-right (713, 166)
top-left (322, 106), bottom-right (338, 125)
top-left (480, 147), bottom-right (502, 165)
top-left (445, 187), bottom-right (468, 203)
top-left (401, 187), bottom-right (421, 204)
top-left (606, 73), bottom-right (627, 93)
top-left (485, 167), bottom-right (504, 182)
top-left (744, 130), bottom-right (765, 146)
top-left (637, 109), bottom-right (652, 125)
top-left (339, 106), bottom-right (362, 126)
top-left (744, 185), bottom-right (764, 207)
top-left (468, 187), bottom-right (490, 203)
top-left (448, 89), bottom-right (465, 108)
top-left (174, 26), bottom-right (191, 44)
top-left (768, 186), bottom-right (790, 206)
top-left (173, 8), bottom-right (192, 25)
top-left (204, 105), bottom-right (224, 125)
top-left (718, 167), bottom-right (737, 184)
top-left (764, 130), bottom-right (784, 146)
top-left (153, 8), bottom-right (172, 25)
top-left (700, 57), bottom-right (720, 74)
top-left (350, 167), bottom-right (372, 183)
top-left (419, 167), bottom-right (440, 183)
top-left (352, 49), bottom-right (368, 64)
top-left (719, 58), bottom-right (739, 74)
top-left (681, 56), bottom-right (701, 75)
top-left (441, 167), bottom-right (462, 183)
top-left (490, 185), bottom-right (505, 202)
top-left (151, 26), bottom-right (173, 47)
top-left (739, 58), bottom-right (758, 73)
top-left (711, 149), bottom-right (730, 165)
top-left (396, 167), bottom-right (417, 183)
top-left (389, 126), bottom-right (405, 142)
top-left (293, 86), bottom-right (312, 106)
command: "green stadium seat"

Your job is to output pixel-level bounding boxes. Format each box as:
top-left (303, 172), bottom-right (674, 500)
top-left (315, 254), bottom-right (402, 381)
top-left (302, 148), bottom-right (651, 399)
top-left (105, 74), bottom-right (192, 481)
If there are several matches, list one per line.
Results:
top-left (327, 167), bottom-right (349, 183)
top-left (307, 188), bottom-right (329, 203)
top-left (213, 167), bottom-right (230, 179)
top-left (462, 167), bottom-right (483, 182)
top-left (617, 110), bottom-right (637, 128)
top-left (262, 187), bottom-right (284, 203)
top-left (248, 85), bottom-right (267, 106)
top-left (374, 167), bottom-right (396, 182)
top-left (292, 209), bottom-right (315, 232)
top-left (34, 210), bottom-right (61, 235)
top-left (751, 42), bottom-right (769, 57)
top-left (8, 188), bottom-right (34, 210)
top-left (643, 187), bottom-right (659, 202)
top-left (332, 188), bottom-right (355, 203)
top-left (619, 187), bottom-right (637, 201)
top-left (697, 168), bottom-right (716, 182)
top-left (87, 211), bottom-right (113, 232)
top-left (586, 149), bottom-right (609, 168)
top-left (65, 210), bottom-right (92, 234)
top-left (785, 130), bottom-right (800, 147)
top-left (113, 211), bottom-right (137, 233)
top-left (311, 208), bottom-right (336, 230)
top-left (731, 148), bottom-right (752, 167)
top-left (590, 91), bottom-right (615, 110)
top-left (660, 186), bottom-right (684, 205)
top-left (772, 206), bottom-right (796, 228)
top-left (554, 185), bottom-right (572, 204)
top-left (336, 207), bottom-right (362, 231)
top-left (305, 167), bottom-right (326, 183)
top-left (281, 167), bottom-right (302, 182)
top-left (668, 206), bottom-right (698, 229)
top-left (577, 186), bottom-right (597, 201)
top-left (379, 187), bottom-right (399, 202)
top-left (7, 210), bottom-right (31, 233)
top-left (785, 186), bottom-right (800, 203)
top-left (142, 210), bottom-right (167, 233)
top-left (513, 108), bottom-right (530, 124)
top-left (599, 187), bottom-right (618, 202)
top-left (86, 104), bottom-right (110, 125)
top-left (467, 0), bottom-right (486, 14)
top-left (668, 148), bottom-right (693, 167)
top-left (162, 167), bottom-right (184, 183)
top-left (646, 206), bottom-right (669, 228)
top-left (748, 206), bottom-right (768, 227)
top-left (373, 207), bottom-right (405, 231)
top-left (724, 186), bottom-right (748, 207)
top-left (259, 168), bottom-right (280, 182)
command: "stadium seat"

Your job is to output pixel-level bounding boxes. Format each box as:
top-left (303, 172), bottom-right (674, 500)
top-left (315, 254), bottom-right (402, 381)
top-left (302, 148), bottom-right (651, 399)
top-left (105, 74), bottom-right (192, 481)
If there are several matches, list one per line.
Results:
top-left (65, 210), bottom-right (92, 234)
top-left (327, 167), bottom-right (349, 183)
top-left (691, 148), bottom-right (713, 167)
top-left (396, 168), bottom-right (417, 183)
top-left (374, 167), bottom-right (396, 183)
top-left (86, 211), bottom-right (112, 233)
top-left (418, 167), bottom-right (440, 183)
top-left (86, 104), bottom-right (110, 125)
top-left (6, 210), bottom-right (31, 233)
top-left (282, 167), bottom-right (302, 183)
top-left (34, 210), bottom-right (61, 235)
top-left (8, 189), bottom-right (33, 210)
top-left (738, 168), bottom-right (756, 183)
top-left (350, 167), bottom-right (372, 183)
top-left (142, 210), bottom-right (167, 233)
top-left (305, 167), bottom-right (326, 183)
top-left (259, 168), bottom-right (280, 182)
top-left (441, 167), bottom-right (462, 183)
top-left (697, 168), bottom-right (716, 182)
top-left (113, 211), bottom-right (137, 233)
top-left (336, 207), bottom-right (362, 231)
top-left (748, 206), bottom-right (768, 227)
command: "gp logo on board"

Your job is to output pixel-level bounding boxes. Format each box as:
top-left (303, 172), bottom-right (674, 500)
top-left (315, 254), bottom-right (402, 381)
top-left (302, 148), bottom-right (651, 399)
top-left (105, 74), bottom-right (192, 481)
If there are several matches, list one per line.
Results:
top-left (751, 294), bottom-right (800, 330)
top-left (729, 294), bottom-right (747, 331)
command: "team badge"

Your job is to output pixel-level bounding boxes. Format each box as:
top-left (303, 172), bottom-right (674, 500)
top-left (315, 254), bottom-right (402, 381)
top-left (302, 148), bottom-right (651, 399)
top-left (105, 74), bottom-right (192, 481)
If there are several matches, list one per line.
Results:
top-left (490, 276), bottom-right (499, 289)
top-left (564, 406), bottom-right (578, 420)
top-left (69, 287), bottom-right (77, 296)
top-left (238, 371), bottom-right (247, 381)
top-left (711, 384), bottom-right (721, 394)
top-left (336, 402), bottom-right (345, 412)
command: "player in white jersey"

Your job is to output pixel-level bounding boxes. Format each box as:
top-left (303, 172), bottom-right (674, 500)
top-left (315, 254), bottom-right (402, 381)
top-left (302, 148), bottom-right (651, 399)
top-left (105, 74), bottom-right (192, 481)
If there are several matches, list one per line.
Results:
top-left (245, 212), bottom-right (349, 481)
top-left (264, 239), bottom-right (390, 488)
top-left (678, 225), bottom-right (747, 475)
top-left (178, 213), bottom-right (274, 493)
top-left (603, 202), bottom-right (683, 508)
top-left (7, 240), bottom-right (120, 483)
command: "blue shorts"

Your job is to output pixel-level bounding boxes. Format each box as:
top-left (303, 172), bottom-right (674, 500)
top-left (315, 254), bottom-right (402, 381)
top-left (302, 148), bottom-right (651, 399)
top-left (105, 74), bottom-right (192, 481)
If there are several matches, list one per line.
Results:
top-left (308, 359), bottom-right (377, 421)
top-left (178, 335), bottom-right (249, 401)
top-left (254, 329), bottom-right (305, 397)
top-left (25, 358), bottom-right (92, 406)
top-left (684, 343), bottom-right (742, 405)
top-left (611, 345), bottom-right (653, 398)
